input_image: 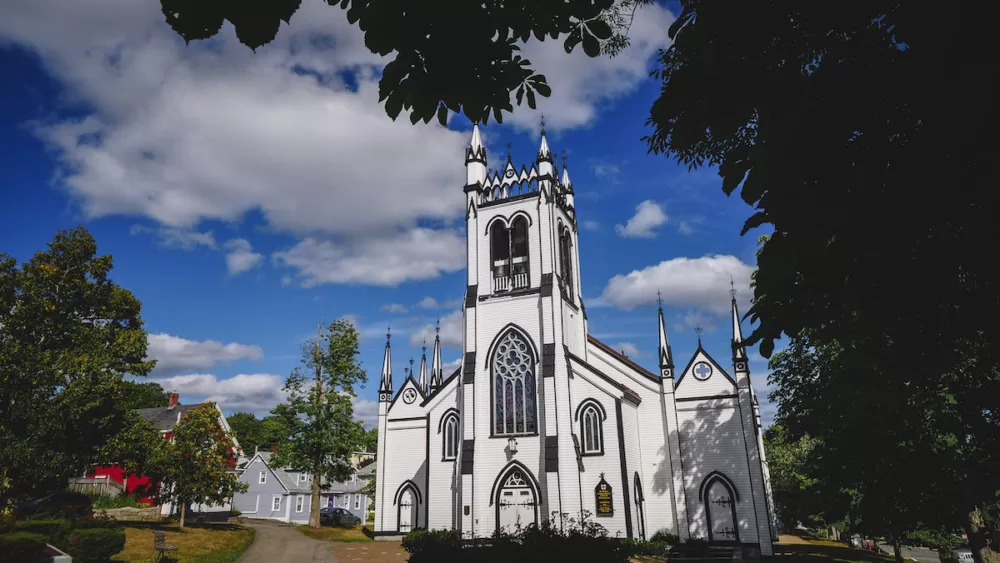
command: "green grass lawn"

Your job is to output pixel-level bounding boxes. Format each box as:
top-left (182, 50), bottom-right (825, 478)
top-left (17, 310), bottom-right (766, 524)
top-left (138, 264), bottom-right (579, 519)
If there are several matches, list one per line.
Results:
top-left (112, 522), bottom-right (254, 563)
top-left (297, 524), bottom-right (372, 543)
top-left (776, 538), bottom-right (898, 563)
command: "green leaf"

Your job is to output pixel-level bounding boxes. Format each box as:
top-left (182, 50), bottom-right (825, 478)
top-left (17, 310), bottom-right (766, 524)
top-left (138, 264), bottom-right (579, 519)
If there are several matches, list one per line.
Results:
top-left (526, 88), bottom-right (537, 109)
top-left (582, 33), bottom-right (600, 57)
top-left (437, 104), bottom-right (448, 126)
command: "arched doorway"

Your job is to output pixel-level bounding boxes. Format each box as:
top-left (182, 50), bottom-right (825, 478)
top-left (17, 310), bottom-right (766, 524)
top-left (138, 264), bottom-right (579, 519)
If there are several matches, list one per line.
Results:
top-left (701, 472), bottom-right (739, 543)
top-left (494, 464), bottom-right (538, 532)
top-left (394, 481), bottom-right (421, 533)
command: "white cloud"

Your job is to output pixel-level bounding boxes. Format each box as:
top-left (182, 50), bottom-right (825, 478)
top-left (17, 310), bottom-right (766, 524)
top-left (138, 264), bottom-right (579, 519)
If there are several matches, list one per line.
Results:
top-left (381, 303), bottom-right (409, 314)
top-left (582, 220), bottom-right (601, 231)
top-left (130, 224), bottom-right (216, 250)
top-left (416, 296), bottom-right (462, 310)
top-left (147, 333), bottom-right (264, 376)
top-left (410, 310), bottom-right (463, 349)
top-left (273, 228), bottom-right (465, 287)
top-left (352, 397), bottom-right (379, 429)
top-left (677, 216), bottom-right (706, 236)
top-left (152, 373), bottom-right (286, 413)
top-left (223, 238), bottom-right (264, 275)
top-left (600, 255), bottom-right (754, 315)
top-left (503, 3), bottom-right (677, 131)
top-left (615, 200), bottom-right (667, 238)
top-left (613, 342), bottom-right (647, 359)
top-left (672, 311), bottom-right (719, 334)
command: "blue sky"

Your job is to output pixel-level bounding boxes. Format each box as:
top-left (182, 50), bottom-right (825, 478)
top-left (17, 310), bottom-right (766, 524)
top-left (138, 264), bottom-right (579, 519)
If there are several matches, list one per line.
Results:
top-left (0, 0), bottom-right (776, 427)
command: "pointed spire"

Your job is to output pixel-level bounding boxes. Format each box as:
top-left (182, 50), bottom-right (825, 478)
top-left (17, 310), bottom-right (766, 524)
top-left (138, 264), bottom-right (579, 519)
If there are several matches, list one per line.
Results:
top-left (379, 326), bottom-right (393, 399)
top-left (430, 320), bottom-right (443, 391)
top-left (731, 283), bottom-right (748, 362)
top-left (471, 123), bottom-right (483, 151)
top-left (466, 123), bottom-right (486, 166)
top-left (561, 149), bottom-right (572, 188)
top-left (418, 341), bottom-right (428, 394)
top-left (538, 114), bottom-right (552, 163)
top-left (657, 290), bottom-right (673, 376)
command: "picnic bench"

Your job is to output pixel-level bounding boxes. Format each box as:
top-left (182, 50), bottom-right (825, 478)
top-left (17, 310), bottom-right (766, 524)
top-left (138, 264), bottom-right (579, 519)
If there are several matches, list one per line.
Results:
top-left (153, 529), bottom-right (178, 562)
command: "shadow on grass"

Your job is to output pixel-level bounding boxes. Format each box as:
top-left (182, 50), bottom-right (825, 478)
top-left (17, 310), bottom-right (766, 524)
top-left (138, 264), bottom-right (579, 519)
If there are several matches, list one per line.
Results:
top-left (116, 521), bottom-right (245, 532)
top-left (774, 542), bottom-right (896, 563)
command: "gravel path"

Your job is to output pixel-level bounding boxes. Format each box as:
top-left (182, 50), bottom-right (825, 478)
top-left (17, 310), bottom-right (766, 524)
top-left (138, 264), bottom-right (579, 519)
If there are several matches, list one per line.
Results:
top-left (238, 520), bottom-right (339, 563)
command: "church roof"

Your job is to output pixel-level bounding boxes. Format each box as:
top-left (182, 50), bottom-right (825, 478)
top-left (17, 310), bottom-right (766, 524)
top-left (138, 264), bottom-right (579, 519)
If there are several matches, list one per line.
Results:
top-left (587, 335), bottom-right (658, 381)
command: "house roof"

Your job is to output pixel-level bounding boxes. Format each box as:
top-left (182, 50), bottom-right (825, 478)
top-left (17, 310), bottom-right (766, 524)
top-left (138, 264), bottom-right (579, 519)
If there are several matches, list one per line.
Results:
top-left (252, 452), bottom-right (369, 494)
top-left (135, 404), bottom-right (202, 431)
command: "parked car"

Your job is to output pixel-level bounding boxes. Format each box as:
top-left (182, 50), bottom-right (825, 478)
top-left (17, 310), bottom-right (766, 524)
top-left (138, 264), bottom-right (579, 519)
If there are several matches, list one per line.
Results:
top-left (950, 545), bottom-right (975, 563)
top-left (320, 507), bottom-right (361, 527)
top-left (13, 491), bottom-right (93, 519)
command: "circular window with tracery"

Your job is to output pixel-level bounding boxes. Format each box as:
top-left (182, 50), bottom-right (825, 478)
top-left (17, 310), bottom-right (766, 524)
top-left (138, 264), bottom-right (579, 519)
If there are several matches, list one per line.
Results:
top-left (492, 331), bottom-right (537, 435)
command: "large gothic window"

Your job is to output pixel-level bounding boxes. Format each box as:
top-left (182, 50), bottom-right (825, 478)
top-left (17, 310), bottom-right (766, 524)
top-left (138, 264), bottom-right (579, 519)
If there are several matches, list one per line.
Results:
top-left (491, 222), bottom-right (511, 279)
top-left (492, 330), bottom-right (538, 435)
top-left (442, 414), bottom-right (459, 461)
top-left (510, 217), bottom-right (529, 289)
top-left (580, 404), bottom-right (603, 455)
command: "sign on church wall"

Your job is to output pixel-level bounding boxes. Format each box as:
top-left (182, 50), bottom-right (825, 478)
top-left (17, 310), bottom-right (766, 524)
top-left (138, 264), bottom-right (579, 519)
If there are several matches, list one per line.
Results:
top-left (595, 474), bottom-right (614, 517)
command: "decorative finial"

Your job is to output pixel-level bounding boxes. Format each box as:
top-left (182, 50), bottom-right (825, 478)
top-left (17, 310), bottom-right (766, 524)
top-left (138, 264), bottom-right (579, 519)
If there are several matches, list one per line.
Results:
top-left (506, 142), bottom-right (512, 162)
top-left (386, 325), bottom-right (391, 341)
top-left (729, 276), bottom-right (737, 300)
top-left (435, 319), bottom-right (440, 335)
top-left (422, 339), bottom-right (427, 354)
top-left (561, 149), bottom-right (568, 169)
top-left (695, 325), bottom-right (703, 345)
top-left (540, 114), bottom-right (546, 134)
top-left (657, 289), bottom-right (663, 309)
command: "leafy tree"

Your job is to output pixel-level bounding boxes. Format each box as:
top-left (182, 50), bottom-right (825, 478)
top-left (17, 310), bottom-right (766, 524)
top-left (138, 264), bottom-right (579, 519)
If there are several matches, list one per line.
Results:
top-left (272, 319), bottom-right (367, 528)
top-left (0, 227), bottom-right (156, 508)
top-left (227, 412), bottom-right (262, 454)
top-left (361, 427), bottom-right (378, 453)
top-left (120, 380), bottom-right (169, 410)
top-left (762, 424), bottom-right (823, 532)
top-left (159, 0), bottom-right (651, 125)
top-left (147, 403), bottom-right (248, 528)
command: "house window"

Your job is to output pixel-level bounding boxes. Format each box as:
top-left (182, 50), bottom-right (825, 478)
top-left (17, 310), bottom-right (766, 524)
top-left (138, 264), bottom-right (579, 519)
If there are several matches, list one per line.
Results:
top-left (580, 403), bottom-right (604, 455)
top-left (258, 471), bottom-right (266, 484)
top-left (272, 496), bottom-right (281, 511)
top-left (342, 495), bottom-right (350, 508)
top-left (443, 413), bottom-right (459, 460)
top-left (492, 329), bottom-right (538, 435)
top-left (296, 495), bottom-right (304, 513)
top-left (355, 495), bottom-right (362, 510)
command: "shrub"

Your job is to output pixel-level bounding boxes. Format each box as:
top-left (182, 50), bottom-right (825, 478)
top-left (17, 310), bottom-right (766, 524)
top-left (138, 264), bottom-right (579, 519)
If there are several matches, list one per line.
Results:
top-left (68, 528), bottom-right (126, 563)
top-left (403, 529), bottom-right (463, 561)
top-left (14, 518), bottom-right (71, 547)
top-left (622, 538), bottom-right (669, 557)
top-left (88, 493), bottom-right (140, 509)
top-left (0, 531), bottom-right (48, 561)
top-left (230, 508), bottom-right (242, 517)
top-left (650, 530), bottom-right (679, 545)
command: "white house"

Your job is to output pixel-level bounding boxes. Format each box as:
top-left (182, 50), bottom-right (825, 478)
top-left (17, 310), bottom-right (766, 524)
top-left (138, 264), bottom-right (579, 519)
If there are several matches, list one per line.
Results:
top-left (372, 125), bottom-right (778, 556)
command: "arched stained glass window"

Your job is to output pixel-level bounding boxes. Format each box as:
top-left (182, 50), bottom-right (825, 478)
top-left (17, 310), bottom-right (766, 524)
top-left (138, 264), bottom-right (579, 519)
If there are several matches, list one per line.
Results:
top-left (581, 404), bottom-right (603, 454)
top-left (492, 330), bottom-right (538, 435)
top-left (443, 414), bottom-right (459, 460)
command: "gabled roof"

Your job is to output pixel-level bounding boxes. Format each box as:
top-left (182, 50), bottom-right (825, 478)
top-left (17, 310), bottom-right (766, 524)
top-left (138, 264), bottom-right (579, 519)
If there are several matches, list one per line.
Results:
top-left (136, 404), bottom-right (201, 431)
top-left (587, 335), bottom-right (659, 382)
top-left (248, 451), bottom-right (371, 495)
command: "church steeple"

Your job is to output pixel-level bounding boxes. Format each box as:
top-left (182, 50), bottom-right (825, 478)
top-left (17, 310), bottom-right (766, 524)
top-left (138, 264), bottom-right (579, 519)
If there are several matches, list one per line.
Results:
top-left (430, 321), bottom-right (443, 392)
top-left (560, 151), bottom-right (575, 211)
top-left (731, 282), bottom-right (749, 373)
top-left (418, 341), bottom-right (428, 394)
top-left (657, 291), bottom-right (674, 379)
top-left (379, 327), bottom-right (393, 401)
top-left (465, 123), bottom-right (487, 192)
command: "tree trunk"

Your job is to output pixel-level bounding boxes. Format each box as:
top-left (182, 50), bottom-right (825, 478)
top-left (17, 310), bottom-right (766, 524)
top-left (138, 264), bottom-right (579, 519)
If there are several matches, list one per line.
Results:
top-left (179, 502), bottom-right (186, 529)
top-left (965, 507), bottom-right (988, 563)
top-left (309, 475), bottom-right (322, 528)
top-left (894, 541), bottom-right (904, 563)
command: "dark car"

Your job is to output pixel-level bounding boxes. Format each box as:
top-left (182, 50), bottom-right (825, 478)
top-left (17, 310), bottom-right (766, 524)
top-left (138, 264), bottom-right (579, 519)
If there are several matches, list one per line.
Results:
top-left (320, 507), bottom-right (361, 527)
top-left (14, 491), bottom-right (93, 519)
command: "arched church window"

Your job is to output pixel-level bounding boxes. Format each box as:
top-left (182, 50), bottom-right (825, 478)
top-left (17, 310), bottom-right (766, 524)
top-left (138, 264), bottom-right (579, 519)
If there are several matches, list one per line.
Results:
top-left (510, 217), bottom-right (530, 290)
top-left (491, 222), bottom-right (511, 280)
top-left (443, 414), bottom-right (459, 461)
top-left (492, 330), bottom-right (538, 435)
top-left (580, 404), bottom-right (603, 455)
top-left (559, 228), bottom-right (574, 299)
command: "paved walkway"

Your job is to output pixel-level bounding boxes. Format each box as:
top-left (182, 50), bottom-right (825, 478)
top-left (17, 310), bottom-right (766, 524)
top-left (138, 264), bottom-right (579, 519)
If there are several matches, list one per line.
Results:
top-left (331, 541), bottom-right (407, 563)
top-left (238, 520), bottom-right (339, 563)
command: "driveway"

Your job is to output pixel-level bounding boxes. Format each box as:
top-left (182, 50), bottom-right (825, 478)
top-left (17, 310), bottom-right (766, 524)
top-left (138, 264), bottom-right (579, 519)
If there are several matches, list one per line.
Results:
top-left (879, 543), bottom-right (941, 563)
top-left (238, 520), bottom-right (339, 563)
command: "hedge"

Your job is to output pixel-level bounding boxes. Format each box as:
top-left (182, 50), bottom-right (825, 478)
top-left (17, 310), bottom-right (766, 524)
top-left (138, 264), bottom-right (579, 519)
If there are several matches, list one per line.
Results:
top-left (14, 518), bottom-right (72, 547)
top-left (0, 531), bottom-right (48, 561)
top-left (68, 528), bottom-right (126, 563)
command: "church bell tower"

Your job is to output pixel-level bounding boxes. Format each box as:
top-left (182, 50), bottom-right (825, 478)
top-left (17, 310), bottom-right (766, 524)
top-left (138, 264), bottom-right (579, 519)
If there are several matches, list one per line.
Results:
top-left (457, 121), bottom-right (589, 537)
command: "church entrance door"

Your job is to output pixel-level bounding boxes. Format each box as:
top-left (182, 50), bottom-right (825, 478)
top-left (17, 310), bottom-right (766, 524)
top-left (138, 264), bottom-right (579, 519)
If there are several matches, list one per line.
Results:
top-left (398, 488), bottom-right (417, 533)
top-left (497, 470), bottom-right (536, 532)
top-left (705, 479), bottom-right (738, 543)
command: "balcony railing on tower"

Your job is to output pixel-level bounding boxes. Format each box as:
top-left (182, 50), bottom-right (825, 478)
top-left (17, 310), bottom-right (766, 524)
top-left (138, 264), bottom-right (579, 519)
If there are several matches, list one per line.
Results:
top-left (493, 257), bottom-right (529, 293)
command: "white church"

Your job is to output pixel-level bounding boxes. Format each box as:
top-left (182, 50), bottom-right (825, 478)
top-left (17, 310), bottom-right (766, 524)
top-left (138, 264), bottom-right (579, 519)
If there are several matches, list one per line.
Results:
top-left (372, 125), bottom-right (777, 556)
